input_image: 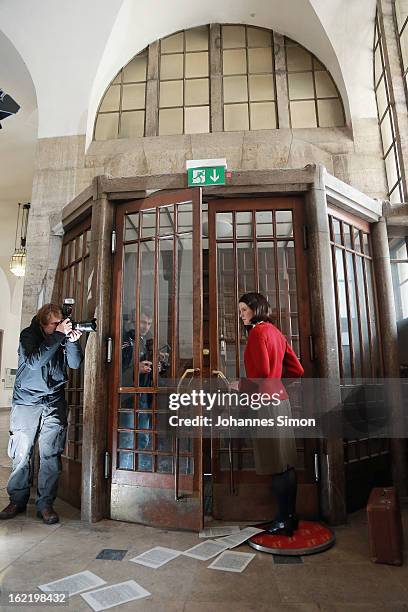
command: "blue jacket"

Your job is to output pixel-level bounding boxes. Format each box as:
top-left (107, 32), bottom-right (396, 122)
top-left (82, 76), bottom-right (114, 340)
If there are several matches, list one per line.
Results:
top-left (12, 316), bottom-right (83, 405)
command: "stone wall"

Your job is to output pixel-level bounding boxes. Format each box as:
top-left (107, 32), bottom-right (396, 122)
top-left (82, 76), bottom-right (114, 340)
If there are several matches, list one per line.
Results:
top-left (22, 122), bottom-right (387, 327)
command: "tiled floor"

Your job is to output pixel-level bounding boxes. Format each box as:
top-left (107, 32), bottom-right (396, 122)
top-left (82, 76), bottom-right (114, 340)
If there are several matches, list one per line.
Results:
top-left (1, 407), bottom-right (407, 612)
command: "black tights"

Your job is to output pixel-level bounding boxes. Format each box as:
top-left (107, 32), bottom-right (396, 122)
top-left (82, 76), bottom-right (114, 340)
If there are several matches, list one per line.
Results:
top-left (271, 466), bottom-right (297, 521)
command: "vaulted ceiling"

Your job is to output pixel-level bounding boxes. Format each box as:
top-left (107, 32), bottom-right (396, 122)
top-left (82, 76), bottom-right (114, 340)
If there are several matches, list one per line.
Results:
top-left (0, 0), bottom-right (378, 267)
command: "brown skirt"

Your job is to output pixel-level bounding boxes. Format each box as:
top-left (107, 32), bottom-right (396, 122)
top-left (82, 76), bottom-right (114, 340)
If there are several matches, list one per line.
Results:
top-left (252, 398), bottom-right (297, 475)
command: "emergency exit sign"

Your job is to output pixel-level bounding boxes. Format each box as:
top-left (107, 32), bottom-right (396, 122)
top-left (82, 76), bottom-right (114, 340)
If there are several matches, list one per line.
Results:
top-left (186, 158), bottom-right (227, 187)
top-left (187, 166), bottom-right (225, 186)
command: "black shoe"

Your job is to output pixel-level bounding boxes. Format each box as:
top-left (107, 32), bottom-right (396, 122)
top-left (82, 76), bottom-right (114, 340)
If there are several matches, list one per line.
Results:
top-left (253, 513), bottom-right (299, 532)
top-left (0, 502), bottom-right (26, 519)
top-left (37, 507), bottom-right (59, 525)
top-left (262, 516), bottom-right (299, 538)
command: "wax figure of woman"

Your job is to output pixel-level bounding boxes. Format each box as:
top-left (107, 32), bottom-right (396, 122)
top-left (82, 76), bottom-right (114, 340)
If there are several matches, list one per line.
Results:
top-left (238, 292), bottom-right (304, 536)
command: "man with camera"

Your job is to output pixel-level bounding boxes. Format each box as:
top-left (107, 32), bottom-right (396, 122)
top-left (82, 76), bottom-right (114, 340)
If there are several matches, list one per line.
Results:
top-left (0, 303), bottom-right (83, 524)
top-left (122, 305), bottom-right (170, 389)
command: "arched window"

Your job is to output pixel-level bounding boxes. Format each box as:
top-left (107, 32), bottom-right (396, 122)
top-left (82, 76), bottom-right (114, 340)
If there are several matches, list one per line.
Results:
top-left (285, 38), bottom-right (344, 128)
top-left (158, 26), bottom-right (210, 135)
top-left (394, 0), bottom-right (408, 99)
top-left (94, 51), bottom-right (148, 140)
top-left (221, 25), bottom-right (276, 131)
top-left (374, 13), bottom-right (405, 203)
top-left (93, 25), bottom-right (345, 140)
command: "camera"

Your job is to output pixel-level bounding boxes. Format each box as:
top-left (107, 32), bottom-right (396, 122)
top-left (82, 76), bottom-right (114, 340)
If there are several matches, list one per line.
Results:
top-left (62, 298), bottom-right (97, 333)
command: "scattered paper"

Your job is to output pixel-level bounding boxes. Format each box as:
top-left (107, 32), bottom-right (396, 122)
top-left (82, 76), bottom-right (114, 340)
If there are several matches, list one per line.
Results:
top-left (39, 570), bottom-right (106, 597)
top-left (129, 546), bottom-right (182, 568)
top-left (199, 525), bottom-right (241, 538)
top-left (182, 540), bottom-right (230, 561)
top-left (208, 550), bottom-right (256, 573)
top-left (219, 526), bottom-right (264, 549)
top-left (81, 580), bottom-right (151, 611)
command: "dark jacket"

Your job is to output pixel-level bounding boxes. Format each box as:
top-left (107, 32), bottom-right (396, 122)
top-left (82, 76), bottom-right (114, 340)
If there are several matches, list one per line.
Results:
top-left (12, 316), bottom-right (83, 406)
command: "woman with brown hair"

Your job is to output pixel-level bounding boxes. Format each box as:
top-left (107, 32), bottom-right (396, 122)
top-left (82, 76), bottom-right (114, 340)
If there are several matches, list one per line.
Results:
top-left (239, 291), bottom-right (304, 537)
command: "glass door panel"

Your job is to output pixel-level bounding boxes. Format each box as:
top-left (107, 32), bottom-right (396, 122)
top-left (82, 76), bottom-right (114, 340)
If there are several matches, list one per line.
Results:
top-left (209, 197), bottom-right (317, 521)
top-left (110, 189), bottom-right (203, 530)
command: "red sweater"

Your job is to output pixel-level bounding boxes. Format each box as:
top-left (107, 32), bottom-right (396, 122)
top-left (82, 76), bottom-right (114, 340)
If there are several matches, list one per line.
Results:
top-left (243, 322), bottom-right (304, 395)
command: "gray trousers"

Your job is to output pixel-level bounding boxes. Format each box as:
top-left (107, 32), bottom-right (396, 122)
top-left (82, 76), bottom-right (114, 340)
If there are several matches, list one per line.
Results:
top-left (7, 399), bottom-right (67, 511)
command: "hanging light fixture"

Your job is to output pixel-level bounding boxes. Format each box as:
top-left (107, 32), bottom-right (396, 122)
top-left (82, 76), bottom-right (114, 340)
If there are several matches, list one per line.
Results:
top-left (9, 202), bottom-right (30, 277)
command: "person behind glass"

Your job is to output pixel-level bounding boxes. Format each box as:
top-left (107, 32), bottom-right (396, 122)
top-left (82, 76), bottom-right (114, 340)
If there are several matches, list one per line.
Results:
top-left (238, 292), bottom-right (304, 536)
top-left (0, 304), bottom-right (83, 525)
top-left (122, 306), bottom-right (154, 385)
top-left (122, 306), bottom-right (169, 406)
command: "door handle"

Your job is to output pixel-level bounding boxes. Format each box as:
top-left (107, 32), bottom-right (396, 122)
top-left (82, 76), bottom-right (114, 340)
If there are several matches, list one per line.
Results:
top-left (212, 370), bottom-right (235, 495)
top-left (314, 452), bottom-right (320, 483)
top-left (211, 370), bottom-right (230, 385)
top-left (174, 367), bottom-right (200, 501)
top-left (176, 368), bottom-right (199, 393)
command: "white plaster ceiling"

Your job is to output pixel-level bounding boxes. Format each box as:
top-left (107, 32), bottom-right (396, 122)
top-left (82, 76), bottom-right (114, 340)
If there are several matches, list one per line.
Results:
top-left (0, 29), bottom-right (37, 292)
top-left (0, 30), bottom-right (37, 201)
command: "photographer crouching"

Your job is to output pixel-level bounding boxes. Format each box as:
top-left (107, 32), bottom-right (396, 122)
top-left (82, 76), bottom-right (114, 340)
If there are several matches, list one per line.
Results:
top-left (0, 304), bottom-right (83, 524)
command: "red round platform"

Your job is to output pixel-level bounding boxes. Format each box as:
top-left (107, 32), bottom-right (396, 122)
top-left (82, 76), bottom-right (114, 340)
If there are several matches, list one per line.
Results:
top-left (248, 521), bottom-right (336, 555)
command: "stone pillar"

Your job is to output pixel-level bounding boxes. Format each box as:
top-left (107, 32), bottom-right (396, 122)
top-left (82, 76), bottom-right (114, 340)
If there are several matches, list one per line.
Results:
top-left (305, 164), bottom-right (346, 525)
top-left (81, 177), bottom-right (114, 522)
top-left (210, 24), bottom-right (223, 133)
top-left (371, 216), bottom-right (408, 496)
top-left (273, 32), bottom-right (290, 129)
top-left (145, 41), bottom-right (159, 137)
top-left (378, 0), bottom-right (408, 198)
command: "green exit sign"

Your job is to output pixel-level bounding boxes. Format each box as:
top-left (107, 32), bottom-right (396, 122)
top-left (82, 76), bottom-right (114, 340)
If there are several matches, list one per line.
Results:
top-left (187, 166), bottom-right (226, 187)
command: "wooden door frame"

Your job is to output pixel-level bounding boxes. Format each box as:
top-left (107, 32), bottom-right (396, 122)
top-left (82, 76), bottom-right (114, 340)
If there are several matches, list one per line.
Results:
top-left (57, 215), bottom-right (92, 509)
top-left (107, 188), bottom-right (204, 529)
top-left (63, 169), bottom-right (366, 525)
top-left (207, 196), bottom-right (319, 520)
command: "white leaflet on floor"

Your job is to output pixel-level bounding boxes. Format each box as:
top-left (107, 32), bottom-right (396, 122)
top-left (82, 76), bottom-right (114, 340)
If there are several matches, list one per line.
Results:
top-left (182, 539), bottom-right (230, 560)
top-left (208, 550), bottom-right (256, 573)
top-left (218, 526), bottom-right (264, 548)
top-left (80, 580), bottom-right (151, 611)
top-left (199, 525), bottom-right (241, 538)
top-left (39, 570), bottom-right (106, 597)
top-left (129, 546), bottom-right (182, 568)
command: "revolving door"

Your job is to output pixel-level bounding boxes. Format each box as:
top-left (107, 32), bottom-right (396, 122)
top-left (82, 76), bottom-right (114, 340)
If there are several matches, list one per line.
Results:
top-left (109, 189), bottom-right (318, 528)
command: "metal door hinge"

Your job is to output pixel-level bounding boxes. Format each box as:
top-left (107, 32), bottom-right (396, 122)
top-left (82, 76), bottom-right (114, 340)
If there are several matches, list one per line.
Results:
top-left (111, 230), bottom-right (117, 254)
top-left (104, 451), bottom-right (111, 479)
top-left (106, 337), bottom-right (113, 363)
top-left (303, 225), bottom-right (309, 250)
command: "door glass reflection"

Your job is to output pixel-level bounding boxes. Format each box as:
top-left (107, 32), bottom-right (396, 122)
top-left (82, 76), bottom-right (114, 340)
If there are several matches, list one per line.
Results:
top-left (177, 234), bottom-right (193, 378)
top-left (236, 212), bottom-right (252, 238)
top-left (255, 211), bottom-right (273, 237)
top-left (236, 242), bottom-right (255, 297)
top-left (217, 243), bottom-right (236, 379)
top-left (277, 241), bottom-right (297, 339)
top-left (125, 213), bottom-right (139, 241)
top-left (141, 209), bottom-right (156, 238)
top-left (139, 241), bottom-right (155, 387)
top-left (118, 411), bottom-right (135, 429)
top-left (334, 247), bottom-right (352, 377)
top-left (275, 210), bottom-right (293, 237)
top-left (178, 202), bottom-right (193, 233)
top-left (159, 206), bottom-right (174, 236)
top-left (121, 243), bottom-right (138, 387)
top-left (258, 241), bottom-right (276, 318)
top-left (158, 237), bottom-right (173, 379)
